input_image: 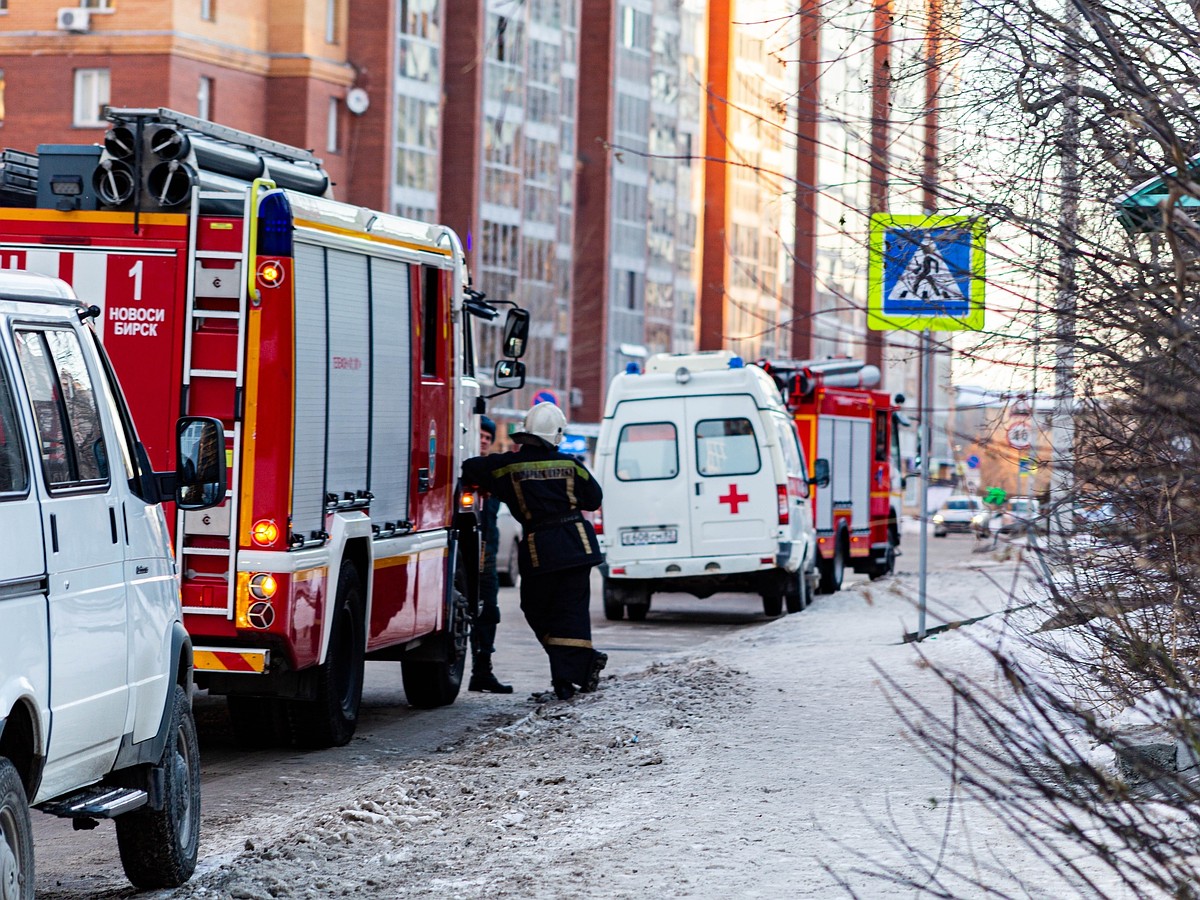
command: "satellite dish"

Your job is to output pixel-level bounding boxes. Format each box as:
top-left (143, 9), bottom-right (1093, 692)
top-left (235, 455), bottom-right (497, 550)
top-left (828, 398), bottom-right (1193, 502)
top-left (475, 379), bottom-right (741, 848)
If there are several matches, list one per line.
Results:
top-left (346, 88), bottom-right (370, 116)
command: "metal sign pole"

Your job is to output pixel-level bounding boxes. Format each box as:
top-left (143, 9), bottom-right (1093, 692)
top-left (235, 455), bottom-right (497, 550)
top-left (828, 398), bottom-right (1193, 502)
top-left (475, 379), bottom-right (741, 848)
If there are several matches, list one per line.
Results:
top-left (918, 328), bottom-right (932, 640)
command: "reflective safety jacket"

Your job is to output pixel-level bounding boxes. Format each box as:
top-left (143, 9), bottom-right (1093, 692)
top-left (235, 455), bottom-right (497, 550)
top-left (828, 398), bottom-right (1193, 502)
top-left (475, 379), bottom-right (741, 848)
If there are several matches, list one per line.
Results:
top-left (462, 444), bottom-right (604, 575)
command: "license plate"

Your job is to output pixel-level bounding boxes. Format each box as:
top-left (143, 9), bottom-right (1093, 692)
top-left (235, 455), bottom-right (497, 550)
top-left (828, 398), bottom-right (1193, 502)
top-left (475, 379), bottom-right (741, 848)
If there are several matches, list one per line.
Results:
top-left (621, 528), bottom-right (678, 546)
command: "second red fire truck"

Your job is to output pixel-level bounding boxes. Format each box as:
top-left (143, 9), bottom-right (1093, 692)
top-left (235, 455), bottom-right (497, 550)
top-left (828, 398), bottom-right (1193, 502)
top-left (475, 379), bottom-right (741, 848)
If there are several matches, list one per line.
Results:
top-left (0, 108), bottom-right (527, 748)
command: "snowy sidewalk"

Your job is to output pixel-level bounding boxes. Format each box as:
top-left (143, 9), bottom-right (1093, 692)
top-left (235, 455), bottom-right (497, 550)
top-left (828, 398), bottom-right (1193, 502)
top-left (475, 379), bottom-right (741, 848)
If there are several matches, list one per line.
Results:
top-left (167, 557), bottom-right (1141, 899)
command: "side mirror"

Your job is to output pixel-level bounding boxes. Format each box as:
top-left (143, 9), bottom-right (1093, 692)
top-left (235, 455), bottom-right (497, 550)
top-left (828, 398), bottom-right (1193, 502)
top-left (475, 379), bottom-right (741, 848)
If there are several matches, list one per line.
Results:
top-left (175, 416), bottom-right (226, 511)
top-left (494, 359), bottom-right (526, 390)
top-left (502, 308), bottom-right (530, 359)
top-left (810, 458), bottom-right (831, 488)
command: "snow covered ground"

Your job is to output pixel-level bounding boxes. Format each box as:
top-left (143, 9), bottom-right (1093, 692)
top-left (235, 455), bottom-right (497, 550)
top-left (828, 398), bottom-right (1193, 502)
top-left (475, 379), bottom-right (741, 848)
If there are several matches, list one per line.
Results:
top-left (163, 544), bottom-right (1154, 899)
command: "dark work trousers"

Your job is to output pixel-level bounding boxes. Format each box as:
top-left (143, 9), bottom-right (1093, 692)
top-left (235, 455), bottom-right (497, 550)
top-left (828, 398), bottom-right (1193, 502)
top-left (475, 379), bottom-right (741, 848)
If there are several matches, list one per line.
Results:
top-left (471, 546), bottom-right (500, 656)
top-left (520, 565), bottom-right (595, 688)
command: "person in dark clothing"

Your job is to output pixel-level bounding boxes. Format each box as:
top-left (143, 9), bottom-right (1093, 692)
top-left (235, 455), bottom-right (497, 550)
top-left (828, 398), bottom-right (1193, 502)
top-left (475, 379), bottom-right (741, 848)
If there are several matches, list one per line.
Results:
top-left (461, 402), bottom-right (607, 701)
top-left (468, 415), bottom-right (513, 693)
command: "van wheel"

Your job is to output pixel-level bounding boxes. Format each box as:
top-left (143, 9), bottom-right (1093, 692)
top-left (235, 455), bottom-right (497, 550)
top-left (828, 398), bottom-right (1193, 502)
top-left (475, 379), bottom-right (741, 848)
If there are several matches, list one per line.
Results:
top-left (0, 758), bottom-right (34, 900)
top-left (226, 695), bottom-right (287, 748)
top-left (116, 685), bottom-right (200, 889)
top-left (785, 567), bottom-right (810, 613)
top-left (402, 551), bottom-right (470, 709)
top-left (602, 579), bottom-right (625, 621)
top-left (817, 531), bottom-right (846, 595)
top-left (289, 561), bottom-right (365, 748)
top-left (498, 539), bottom-right (519, 588)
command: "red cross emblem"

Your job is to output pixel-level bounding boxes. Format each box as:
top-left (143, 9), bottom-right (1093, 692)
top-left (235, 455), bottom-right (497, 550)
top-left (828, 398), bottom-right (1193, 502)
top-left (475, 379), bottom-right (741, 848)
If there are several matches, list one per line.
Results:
top-left (718, 484), bottom-right (749, 514)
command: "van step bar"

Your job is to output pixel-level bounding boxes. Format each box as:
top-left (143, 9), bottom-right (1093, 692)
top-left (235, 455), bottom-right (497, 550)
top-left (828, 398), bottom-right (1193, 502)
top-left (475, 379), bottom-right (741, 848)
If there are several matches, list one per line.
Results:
top-left (39, 786), bottom-right (148, 820)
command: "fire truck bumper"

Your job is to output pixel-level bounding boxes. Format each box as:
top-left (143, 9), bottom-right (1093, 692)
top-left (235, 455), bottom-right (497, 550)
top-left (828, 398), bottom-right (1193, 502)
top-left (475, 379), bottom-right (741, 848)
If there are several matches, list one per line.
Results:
top-left (193, 646), bottom-right (271, 675)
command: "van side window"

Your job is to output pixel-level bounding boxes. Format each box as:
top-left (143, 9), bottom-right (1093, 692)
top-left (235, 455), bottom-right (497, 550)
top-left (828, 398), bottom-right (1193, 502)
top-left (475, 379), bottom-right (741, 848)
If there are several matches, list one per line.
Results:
top-left (695, 418), bottom-right (761, 477)
top-left (0, 359), bottom-right (28, 495)
top-left (615, 422), bottom-right (678, 481)
top-left (14, 329), bottom-right (110, 489)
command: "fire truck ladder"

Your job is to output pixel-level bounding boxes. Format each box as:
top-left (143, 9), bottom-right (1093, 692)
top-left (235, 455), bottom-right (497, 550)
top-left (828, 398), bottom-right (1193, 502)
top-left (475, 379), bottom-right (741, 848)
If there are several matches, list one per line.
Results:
top-left (175, 181), bottom-right (251, 618)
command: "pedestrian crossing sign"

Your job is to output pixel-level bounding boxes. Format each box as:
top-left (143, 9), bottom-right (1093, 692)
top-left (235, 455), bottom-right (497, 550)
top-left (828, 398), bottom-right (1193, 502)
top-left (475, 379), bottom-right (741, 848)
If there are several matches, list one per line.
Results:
top-left (867, 214), bottom-right (986, 332)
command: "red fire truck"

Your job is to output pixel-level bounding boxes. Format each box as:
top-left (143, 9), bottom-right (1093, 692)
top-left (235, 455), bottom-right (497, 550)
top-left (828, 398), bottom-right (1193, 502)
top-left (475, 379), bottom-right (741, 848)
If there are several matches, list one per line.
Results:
top-left (0, 108), bottom-right (528, 748)
top-left (761, 358), bottom-right (905, 593)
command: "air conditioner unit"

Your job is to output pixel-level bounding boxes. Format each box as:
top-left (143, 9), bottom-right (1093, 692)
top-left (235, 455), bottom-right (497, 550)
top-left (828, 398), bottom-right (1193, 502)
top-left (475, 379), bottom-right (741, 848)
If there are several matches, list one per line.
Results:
top-left (56, 7), bottom-right (92, 33)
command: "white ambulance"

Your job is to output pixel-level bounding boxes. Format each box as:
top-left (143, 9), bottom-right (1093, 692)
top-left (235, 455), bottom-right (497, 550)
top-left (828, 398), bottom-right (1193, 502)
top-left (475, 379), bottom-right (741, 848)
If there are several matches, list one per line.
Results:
top-left (595, 351), bottom-right (828, 620)
top-left (0, 271), bottom-right (225, 895)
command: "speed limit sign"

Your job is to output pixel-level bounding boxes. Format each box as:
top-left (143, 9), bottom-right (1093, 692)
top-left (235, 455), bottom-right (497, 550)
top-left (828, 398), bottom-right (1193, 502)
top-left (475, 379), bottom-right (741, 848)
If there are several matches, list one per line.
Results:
top-left (1007, 422), bottom-right (1033, 450)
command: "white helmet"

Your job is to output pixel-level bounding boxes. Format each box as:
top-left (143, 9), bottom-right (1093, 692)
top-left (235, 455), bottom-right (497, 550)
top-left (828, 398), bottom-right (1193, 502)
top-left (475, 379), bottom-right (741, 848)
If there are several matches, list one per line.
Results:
top-left (514, 401), bottom-right (566, 448)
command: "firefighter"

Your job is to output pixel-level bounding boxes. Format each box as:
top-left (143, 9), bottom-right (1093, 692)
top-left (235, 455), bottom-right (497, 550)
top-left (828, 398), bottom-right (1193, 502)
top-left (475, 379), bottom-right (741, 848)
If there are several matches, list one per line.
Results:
top-left (462, 402), bottom-right (607, 701)
top-left (468, 415), bottom-right (513, 694)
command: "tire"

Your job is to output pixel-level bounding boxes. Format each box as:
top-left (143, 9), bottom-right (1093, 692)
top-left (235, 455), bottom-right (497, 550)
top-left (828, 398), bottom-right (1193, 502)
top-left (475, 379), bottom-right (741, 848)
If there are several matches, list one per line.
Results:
top-left (869, 527), bottom-right (897, 581)
top-left (497, 539), bottom-right (519, 588)
top-left (762, 592), bottom-right (783, 617)
top-left (401, 551), bottom-right (470, 709)
top-left (817, 530), bottom-right (846, 595)
top-left (602, 579), bottom-right (626, 621)
top-left (785, 566), bottom-right (810, 613)
top-left (626, 602), bottom-right (650, 621)
top-left (289, 561), bottom-right (365, 748)
top-left (0, 757), bottom-right (34, 900)
top-left (226, 695), bottom-right (287, 749)
top-left (116, 685), bottom-right (200, 889)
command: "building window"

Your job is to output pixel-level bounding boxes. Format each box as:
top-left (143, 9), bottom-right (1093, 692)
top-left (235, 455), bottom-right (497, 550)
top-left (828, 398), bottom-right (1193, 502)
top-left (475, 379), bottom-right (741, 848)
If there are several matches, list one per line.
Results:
top-left (326, 97), bottom-right (339, 153)
top-left (197, 76), bottom-right (212, 121)
top-left (325, 0), bottom-right (337, 43)
top-left (80, 0), bottom-right (113, 9)
top-left (0, 2), bottom-right (8, 13)
top-left (200, 0), bottom-right (214, 21)
top-left (73, 69), bottom-right (110, 128)
top-left (0, 70), bottom-right (5, 125)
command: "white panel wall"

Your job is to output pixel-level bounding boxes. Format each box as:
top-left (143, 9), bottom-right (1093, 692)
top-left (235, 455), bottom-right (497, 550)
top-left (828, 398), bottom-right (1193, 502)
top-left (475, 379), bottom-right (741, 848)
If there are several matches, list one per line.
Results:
top-left (292, 242), bottom-right (328, 538)
top-left (325, 250), bottom-right (371, 500)
top-left (369, 260), bottom-right (412, 523)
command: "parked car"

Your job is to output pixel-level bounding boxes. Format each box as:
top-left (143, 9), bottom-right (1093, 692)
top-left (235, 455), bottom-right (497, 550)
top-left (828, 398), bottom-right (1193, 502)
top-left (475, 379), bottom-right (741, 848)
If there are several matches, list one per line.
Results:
top-left (0, 272), bottom-right (227, 894)
top-left (495, 502), bottom-right (522, 587)
top-left (1000, 496), bottom-right (1042, 534)
top-left (933, 495), bottom-right (985, 536)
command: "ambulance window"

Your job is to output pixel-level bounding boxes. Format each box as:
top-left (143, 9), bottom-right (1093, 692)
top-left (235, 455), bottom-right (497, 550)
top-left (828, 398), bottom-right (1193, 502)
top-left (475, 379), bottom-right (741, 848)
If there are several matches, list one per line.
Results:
top-left (615, 422), bottom-right (678, 481)
top-left (14, 329), bottom-right (109, 489)
top-left (0, 360), bottom-right (29, 496)
top-left (695, 418), bottom-right (760, 477)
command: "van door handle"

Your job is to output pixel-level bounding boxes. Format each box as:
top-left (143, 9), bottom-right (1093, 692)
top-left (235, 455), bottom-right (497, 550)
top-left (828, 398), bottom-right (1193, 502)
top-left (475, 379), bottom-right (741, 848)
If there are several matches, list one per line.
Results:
top-left (50, 513), bottom-right (59, 553)
top-left (109, 507), bottom-right (119, 544)
top-left (694, 483), bottom-right (702, 496)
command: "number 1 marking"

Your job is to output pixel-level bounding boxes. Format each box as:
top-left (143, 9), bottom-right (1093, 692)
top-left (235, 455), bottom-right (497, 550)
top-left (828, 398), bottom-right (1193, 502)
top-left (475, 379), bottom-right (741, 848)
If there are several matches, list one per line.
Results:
top-left (128, 259), bottom-right (143, 301)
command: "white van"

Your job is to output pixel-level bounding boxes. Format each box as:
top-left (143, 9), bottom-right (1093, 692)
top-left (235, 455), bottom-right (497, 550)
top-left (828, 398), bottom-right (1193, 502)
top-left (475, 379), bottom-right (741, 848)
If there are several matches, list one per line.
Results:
top-left (595, 351), bottom-right (827, 619)
top-left (0, 272), bottom-right (225, 895)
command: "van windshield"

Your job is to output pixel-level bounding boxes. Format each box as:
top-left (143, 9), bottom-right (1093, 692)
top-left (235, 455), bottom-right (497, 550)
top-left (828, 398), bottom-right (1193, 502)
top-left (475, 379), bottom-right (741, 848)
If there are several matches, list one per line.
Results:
top-left (696, 418), bottom-right (760, 476)
top-left (615, 422), bottom-right (679, 481)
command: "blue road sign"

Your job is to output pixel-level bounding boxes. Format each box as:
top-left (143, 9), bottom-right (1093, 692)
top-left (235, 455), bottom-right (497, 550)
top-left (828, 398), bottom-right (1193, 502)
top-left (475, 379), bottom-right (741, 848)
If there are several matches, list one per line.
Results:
top-left (868, 214), bottom-right (986, 332)
top-left (532, 389), bottom-right (559, 406)
top-left (967, 455), bottom-right (980, 469)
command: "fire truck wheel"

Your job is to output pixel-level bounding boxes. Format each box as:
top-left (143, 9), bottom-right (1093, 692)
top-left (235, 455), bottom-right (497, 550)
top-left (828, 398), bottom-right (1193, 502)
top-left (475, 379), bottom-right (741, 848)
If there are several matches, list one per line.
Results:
top-left (817, 530), bottom-right (847, 595)
top-left (0, 757), bottom-right (34, 900)
top-left (869, 527), bottom-right (898, 581)
top-left (289, 561), bottom-right (365, 749)
top-left (115, 685), bottom-right (200, 889)
top-left (226, 695), bottom-right (288, 748)
top-left (401, 552), bottom-right (470, 709)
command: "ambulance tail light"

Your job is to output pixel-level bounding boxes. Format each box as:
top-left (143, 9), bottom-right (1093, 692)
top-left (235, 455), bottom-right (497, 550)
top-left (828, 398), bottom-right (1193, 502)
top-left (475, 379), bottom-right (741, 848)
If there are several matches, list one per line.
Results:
top-left (777, 485), bottom-right (789, 525)
top-left (593, 507), bottom-right (603, 535)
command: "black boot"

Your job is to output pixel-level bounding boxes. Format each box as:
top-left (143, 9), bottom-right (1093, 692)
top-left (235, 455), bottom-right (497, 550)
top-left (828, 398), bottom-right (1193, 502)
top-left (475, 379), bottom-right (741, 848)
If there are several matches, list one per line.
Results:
top-left (468, 654), bottom-right (513, 694)
top-left (580, 651), bottom-right (608, 693)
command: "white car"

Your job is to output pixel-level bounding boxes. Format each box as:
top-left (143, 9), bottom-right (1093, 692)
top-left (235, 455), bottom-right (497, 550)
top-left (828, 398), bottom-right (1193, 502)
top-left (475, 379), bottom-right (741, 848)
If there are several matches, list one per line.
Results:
top-left (0, 272), bottom-right (225, 894)
top-left (495, 502), bottom-right (522, 587)
top-left (933, 495), bottom-right (985, 536)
